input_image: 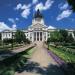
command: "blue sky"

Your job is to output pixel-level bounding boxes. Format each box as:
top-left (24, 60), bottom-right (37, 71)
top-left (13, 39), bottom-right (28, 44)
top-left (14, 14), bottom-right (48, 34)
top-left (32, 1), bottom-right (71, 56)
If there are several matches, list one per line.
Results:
top-left (0, 0), bottom-right (75, 31)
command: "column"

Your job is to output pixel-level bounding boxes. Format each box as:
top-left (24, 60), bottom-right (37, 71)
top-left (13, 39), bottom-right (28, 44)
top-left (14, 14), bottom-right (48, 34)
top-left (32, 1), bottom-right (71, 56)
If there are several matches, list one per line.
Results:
top-left (41, 32), bottom-right (42, 41)
top-left (36, 32), bottom-right (37, 41)
top-left (39, 32), bottom-right (40, 41)
top-left (47, 32), bottom-right (48, 41)
top-left (42, 32), bottom-right (44, 41)
top-left (32, 32), bottom-right (34, 42)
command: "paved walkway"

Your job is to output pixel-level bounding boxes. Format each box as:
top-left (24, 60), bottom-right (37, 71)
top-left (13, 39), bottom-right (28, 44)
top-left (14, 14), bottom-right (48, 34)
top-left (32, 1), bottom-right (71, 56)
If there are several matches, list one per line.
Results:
top-left (12, 43), bottom-right (34, 53)
top-left (15, 42), bottom-right (65, 75)
top-left (0, 44), bottom-right (34, 61)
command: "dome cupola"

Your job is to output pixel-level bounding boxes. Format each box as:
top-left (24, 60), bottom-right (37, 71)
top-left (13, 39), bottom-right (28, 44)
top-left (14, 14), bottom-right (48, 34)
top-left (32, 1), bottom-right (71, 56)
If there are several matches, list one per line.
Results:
top-left (34, 9), bottom-right (43, 18)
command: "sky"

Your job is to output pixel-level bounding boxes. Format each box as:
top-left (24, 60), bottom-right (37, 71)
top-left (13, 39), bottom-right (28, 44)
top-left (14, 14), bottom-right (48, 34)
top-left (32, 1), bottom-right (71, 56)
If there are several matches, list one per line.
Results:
top-left (0, 0), bottom-right (75, 31)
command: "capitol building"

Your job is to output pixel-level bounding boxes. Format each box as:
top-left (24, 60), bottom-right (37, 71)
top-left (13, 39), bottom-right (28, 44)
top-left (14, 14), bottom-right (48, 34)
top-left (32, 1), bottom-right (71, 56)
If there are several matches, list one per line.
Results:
top-left (1, 10), bottom-right (74, 42)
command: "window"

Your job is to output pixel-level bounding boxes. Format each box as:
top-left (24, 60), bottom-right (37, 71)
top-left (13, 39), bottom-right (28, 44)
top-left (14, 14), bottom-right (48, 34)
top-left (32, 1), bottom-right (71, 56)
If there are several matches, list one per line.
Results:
top-left (36, 18), bottom-right (41, 22)
top-left (9, 33), bottom-right (10, 37)
top-left (30, 37), bottom-right (32, 40)
top-left (44, 36), bottom-right (46, 40)
top-left (27, 34), bottom-right (28, 36)
top-left (6, 33), bottom-right (7, 38)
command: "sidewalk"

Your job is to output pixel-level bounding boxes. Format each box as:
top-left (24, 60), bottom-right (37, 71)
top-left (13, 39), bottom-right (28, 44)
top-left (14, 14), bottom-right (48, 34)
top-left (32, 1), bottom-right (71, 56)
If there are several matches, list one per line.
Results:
top-left (0, 43), bottom-right (35, 61)
top-left (12, 43), bottom-right (34, 53)
top-left (15, 42), bottom-right (65, 75)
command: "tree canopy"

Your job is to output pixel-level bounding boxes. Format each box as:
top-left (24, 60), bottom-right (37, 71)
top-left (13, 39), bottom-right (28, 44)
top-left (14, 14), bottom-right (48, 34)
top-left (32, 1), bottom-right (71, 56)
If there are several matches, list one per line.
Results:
top-left (59, 30), bottom-right (68, 42)
top-left (66, 34), bottom-right (74, 43)
top-left (0, 33), bottom-right (1, 40)
top-left (47, 30), bottom-right (74, 44)
top-left (67, 0), bottom-right (75, 11)
top-left (50, 31), bottom-right (63, 42)
top-left (73, 31), bottom-right (75, 36)
top-left (14, 30), bottom-right (27, 44)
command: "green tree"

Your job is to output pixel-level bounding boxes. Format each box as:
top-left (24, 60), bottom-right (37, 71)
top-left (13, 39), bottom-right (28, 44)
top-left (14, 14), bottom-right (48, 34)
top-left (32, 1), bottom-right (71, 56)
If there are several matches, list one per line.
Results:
top-left (47, 38), bottom-right (51, 49)
top-left (50, 31), bottom-right (63, 47)
top-left (50, 31), bottom-right (63, 42)
top-left (47, 38), bottom-right (51, 44)
top-left (26, 38), bottom-right (31, 44)
top-left (0, 33), bottom-right (1, 45)
top-left (0, 33), bottom-right (1, 40)
top-left (15, 30), bottom-right (26, 44)
top-left (59, 30), bottom-right (68, 42)
top-left (66, 34), bottom-right (74, 43)
top-left (3, 38), bottom-right (14, 45)
top-left (73, 31), bottom-right (75, 36)
top-left (67, 0), bottom-right (75, 11)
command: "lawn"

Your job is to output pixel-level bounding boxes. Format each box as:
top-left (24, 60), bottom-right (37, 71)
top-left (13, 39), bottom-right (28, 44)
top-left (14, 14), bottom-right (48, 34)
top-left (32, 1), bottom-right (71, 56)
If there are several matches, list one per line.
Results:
top-left (0, 46), bottom-right (35, 75)
top-left (48, 45), bottom-right (75, 75)
top-left (49, 46), bottom-right (75, 63)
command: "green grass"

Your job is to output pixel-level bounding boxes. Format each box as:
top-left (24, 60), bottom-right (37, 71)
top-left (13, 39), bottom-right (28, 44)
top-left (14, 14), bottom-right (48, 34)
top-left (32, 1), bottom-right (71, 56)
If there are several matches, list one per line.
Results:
top-left (65, 46), bottom-right (75, 49)
top-left (0, 67), bottom-right (15, 75)
top-left (49, 46), bottom-right (75, 63)
top-left (0, 44), bottom-right (24, 51)
top-left (22, 48), bottom-right (35, 58)
top-left (0, 46), bottom-right (35, 75)
top-left (27, 48), bottom-right (35, 56)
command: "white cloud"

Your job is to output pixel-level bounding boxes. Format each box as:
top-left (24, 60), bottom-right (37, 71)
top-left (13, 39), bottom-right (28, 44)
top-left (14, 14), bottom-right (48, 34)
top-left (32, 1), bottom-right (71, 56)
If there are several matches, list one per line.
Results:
top-left (15, 3), bottom-right (31, 19)
top-left (57, 2), bottom-right (71, 21)
top-left (15, 18), bottom-right (19, 21)
top-left (8, 18), bottom-right (15, 23)
top-left (21, 4), bottom-right (31, 10)
top-left (0, 22), bottom-right (11, 32)
top-left (8, 18), bottom-right (19, 23)
top-left (21, 9), bottom-right (30, 18)
top-left (59, 3), bottom-right (69, 10)
top-left (57, 10), bottom-right (72, 21)
top-left (12, 24), bottom-right (17, 30)
top-left (15, 0), bottom-right (54, 18)
top-left (33, 0), bottom-right (38, 4)
top-left (15, 0), bottom-right (54, 19)
top-left (35, 3), bottom-right (44, 11)
top-left (44, 0), bottom-right (54, 10)
top-left (35, 0), bottom-right (54, 11)
top-left (15, 3), bottom-right (22, 10)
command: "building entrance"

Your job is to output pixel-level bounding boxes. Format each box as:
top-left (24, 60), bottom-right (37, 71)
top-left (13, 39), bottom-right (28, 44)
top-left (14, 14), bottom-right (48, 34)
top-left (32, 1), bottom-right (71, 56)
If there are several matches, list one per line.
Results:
top-left (34, 32), bottom-right (42, 41)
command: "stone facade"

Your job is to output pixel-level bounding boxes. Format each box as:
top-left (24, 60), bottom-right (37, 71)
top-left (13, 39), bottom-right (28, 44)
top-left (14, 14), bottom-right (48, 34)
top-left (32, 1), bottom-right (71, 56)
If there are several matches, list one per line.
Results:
top-left (1, 10), bottom-right (75, 42)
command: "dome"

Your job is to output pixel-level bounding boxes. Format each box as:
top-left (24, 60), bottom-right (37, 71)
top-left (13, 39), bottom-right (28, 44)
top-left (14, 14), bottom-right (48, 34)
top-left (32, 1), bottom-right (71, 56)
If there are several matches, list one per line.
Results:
top-left (34, 9), bottom-right (43, 18)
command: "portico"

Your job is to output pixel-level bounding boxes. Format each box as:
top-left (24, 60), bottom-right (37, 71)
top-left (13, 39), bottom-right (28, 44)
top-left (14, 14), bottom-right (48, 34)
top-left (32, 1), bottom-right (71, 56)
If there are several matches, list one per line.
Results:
top-left (1, 9), bottom-right (56, 42)
top-left (28, 9), bottom-right (48, 42)
top-left (34, 31), bottom-right (43, 41)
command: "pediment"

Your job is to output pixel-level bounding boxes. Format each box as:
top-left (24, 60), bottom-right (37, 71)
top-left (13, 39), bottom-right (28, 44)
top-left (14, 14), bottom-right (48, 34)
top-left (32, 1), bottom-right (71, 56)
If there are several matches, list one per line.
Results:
top-left (32, 23), bottom-right (46, 28)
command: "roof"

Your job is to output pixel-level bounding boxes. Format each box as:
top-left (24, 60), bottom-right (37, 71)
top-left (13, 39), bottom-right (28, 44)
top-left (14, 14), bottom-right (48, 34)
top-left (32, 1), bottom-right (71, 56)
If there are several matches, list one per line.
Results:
top-left (48, 26), bottom-right (56, 29)
top-left (0, 22), bottom-right (12, 32)
top-left (34, 9), bottom-right (43, 18)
